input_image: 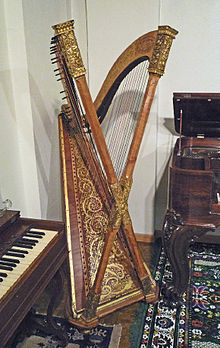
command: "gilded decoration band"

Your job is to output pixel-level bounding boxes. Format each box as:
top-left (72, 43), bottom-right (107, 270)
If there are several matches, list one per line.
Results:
top-left (120, 177), bottom-right (133, 226)
top-left (53, 20), bottom-right (86, 78)
top-left (148, 25), bottom-right (178, 76)
top-left (109, 178), bottom-right (132, 229)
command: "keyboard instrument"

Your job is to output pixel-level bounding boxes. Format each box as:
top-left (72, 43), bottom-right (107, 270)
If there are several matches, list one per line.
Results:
top-left (0, 210), bottom-right (67, 346)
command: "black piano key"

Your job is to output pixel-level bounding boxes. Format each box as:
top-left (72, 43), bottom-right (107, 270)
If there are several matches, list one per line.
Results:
top-left (24, 233), bottom-right (43, 239)
top-left (6, 251), bottom-right (25, 258)
top-left (1, 257), bottom-right (20, 264)
top-left (0, 278), bottom-right (3, 282)
top-left (0, 260), bottom-right (17, 267)
top-left (16, 239), bottom-right (36, 246)
top-left (29, 230), bottom-right (45, 236)
top-left (0, 265), bottom-right (13, 271)
top-left (10, 248), bottom-right (28, 254)
top-left (0, 272), bottom-right (7, 278)
top-left (21, 238), bottom-right (38, 244)
top-left (13, 243), bottom-right (33, 249)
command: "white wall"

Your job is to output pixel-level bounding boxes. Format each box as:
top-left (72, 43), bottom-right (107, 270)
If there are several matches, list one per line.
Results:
top-left (155, 0), bottom-right (220, 229)
top-left (21, 0), bottom-right (72, 220)
top-left (87, 0), bottom-right (160, 235)
top-left (86, 0), bottom-right (220, 234)
top-left (1, 1), bottom-right (219, 233)
top-left (0, 0), bottom-right (87, 220)
top-left (0, 0), bottom-right (40, 216)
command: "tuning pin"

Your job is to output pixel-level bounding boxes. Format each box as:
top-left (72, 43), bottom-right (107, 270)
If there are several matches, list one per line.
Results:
top-left (51, 57), bottom-right (57, 61)
top-left (60, 90), bottom-right (65, 93)
top-left (62, 96), bottom-right (67, 100)
top-left (65, 115), bottom-right (72, 123)
top-left (57, 78), bottom-right (63, 81)
top-left (52, 60), bottom-right (58, 64)
top-left (65, 108), bottom-right (71, 114)
top-left (50, 37), bottom-right (56, 44)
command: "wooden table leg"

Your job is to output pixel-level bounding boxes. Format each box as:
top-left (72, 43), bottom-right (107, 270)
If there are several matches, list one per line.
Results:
top-left (26, 267), bottom-right (68, 346)
top-left (45, 267), bottom-right (68, 344)
top-left (161, 209), bottom-right (212, 306)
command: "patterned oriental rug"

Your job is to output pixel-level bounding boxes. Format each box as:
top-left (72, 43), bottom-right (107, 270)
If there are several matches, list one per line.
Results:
top-left (130, 242), bottom-right (220, 348)
top-left (14, 317), bottom-right (121, 348)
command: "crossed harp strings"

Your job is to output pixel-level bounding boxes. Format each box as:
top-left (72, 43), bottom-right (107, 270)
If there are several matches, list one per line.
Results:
top-left (52, 20), bottom-right (178, 324)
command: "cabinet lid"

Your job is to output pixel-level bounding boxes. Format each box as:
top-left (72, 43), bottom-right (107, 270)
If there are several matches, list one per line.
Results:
top-left (173, 93), bottom-right (220, 137)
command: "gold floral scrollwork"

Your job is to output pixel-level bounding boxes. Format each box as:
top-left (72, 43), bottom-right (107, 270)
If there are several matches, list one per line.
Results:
top-left (148, 25), bottom-right (178, 76)
top-left (53, 20), bottom-right (86, 79)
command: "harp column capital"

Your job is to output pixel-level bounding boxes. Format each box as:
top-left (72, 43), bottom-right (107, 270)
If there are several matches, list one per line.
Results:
top-left (52, 20), bottom-right (86, 79)
top-left (148, 25), bottom-right (178, 76)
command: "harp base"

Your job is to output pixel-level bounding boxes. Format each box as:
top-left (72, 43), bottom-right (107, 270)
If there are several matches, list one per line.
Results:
top-left (65, 285), bottom-right (159, 329)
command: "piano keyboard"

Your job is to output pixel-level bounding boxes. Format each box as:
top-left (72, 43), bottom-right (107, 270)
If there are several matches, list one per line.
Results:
top-left (0, 228), bottom-right (58, 298)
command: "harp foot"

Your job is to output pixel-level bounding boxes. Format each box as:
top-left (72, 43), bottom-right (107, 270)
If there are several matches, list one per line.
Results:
top-left (80, 290), bottom-right (100, 326)
top-left (141, 278), bottom-right (159, 303)
top-left (145, 283), bottom-right (159, 303)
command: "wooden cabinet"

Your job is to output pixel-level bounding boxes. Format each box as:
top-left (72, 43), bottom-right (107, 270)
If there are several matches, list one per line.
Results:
top-left (162, 93), bottom-right (220, 304)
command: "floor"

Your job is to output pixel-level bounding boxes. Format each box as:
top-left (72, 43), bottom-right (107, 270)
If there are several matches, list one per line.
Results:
top-left (33, 241), bottom-right (157, 348)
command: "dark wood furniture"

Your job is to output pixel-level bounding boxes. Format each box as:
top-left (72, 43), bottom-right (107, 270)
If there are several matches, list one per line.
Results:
top-left (162, 93), bottom-right (220, 304)
top-left (0, 210), bottom-right (67, 347)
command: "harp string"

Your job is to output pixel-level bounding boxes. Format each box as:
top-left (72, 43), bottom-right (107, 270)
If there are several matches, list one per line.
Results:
top-left (116, 60), bottom-right (149, 177)
top-left (101, 59), bottom-right (150, 178)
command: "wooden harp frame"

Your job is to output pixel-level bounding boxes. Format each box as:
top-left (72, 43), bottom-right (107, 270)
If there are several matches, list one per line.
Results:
top-left (52, 20), bottom-right (177, 327)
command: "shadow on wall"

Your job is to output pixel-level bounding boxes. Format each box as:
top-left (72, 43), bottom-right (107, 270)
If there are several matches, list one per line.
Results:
top-left (154, 158), bottom-right (170, 232)
top-left (154, 116), bottom-right (177, 233)
top-left (46, 115), bottom-right (63, 221)
top-left (28, 72), bottom-right (62, 221)
top-left (163, 117), bottom-right (178, 136)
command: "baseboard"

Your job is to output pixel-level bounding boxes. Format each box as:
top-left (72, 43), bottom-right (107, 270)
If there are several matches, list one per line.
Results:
top-left (135, 230), bottom-right (220, 245)
top-left (135, 233), bottom-right (155, 243)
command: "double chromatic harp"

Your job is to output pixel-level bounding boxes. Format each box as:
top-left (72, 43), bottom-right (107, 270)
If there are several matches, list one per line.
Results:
top-left (51, 20), bottom-right (177, 327)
